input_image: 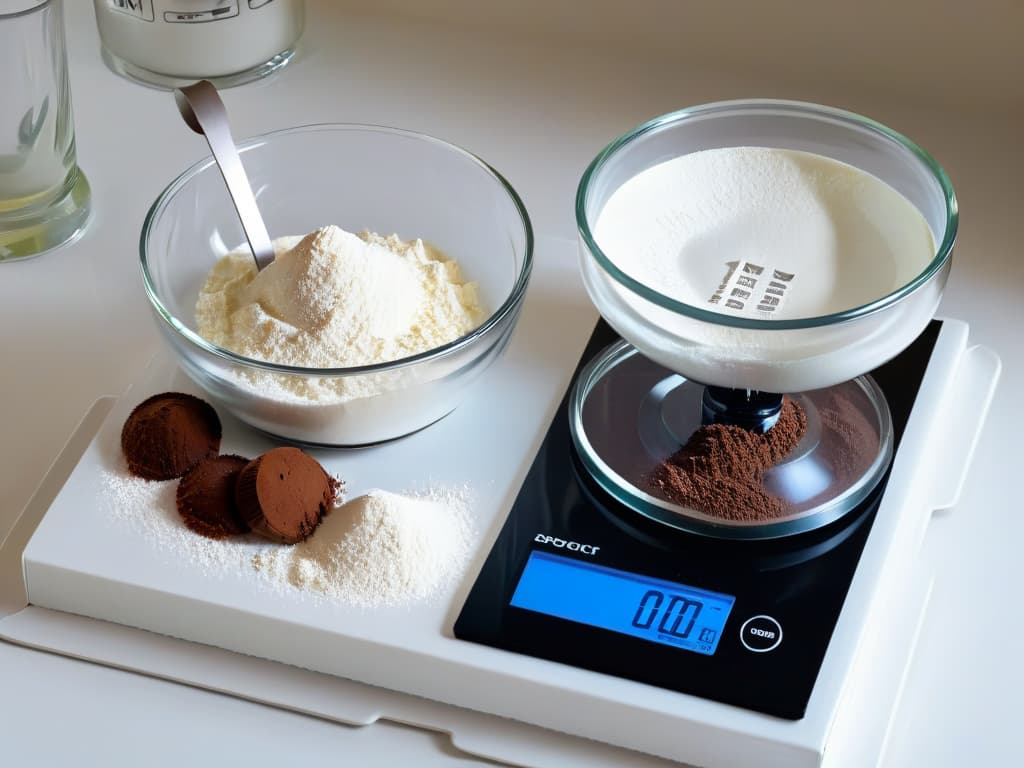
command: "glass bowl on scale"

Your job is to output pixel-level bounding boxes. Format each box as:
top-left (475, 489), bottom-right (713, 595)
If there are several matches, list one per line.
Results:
top-left (573, 99), bottom-right (957, 539)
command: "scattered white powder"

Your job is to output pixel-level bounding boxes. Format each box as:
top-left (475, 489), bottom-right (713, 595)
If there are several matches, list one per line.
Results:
top-left (101, 457), bottom-right (473, 608)
top-left (251, 488), bottom-right (475, 608)
top-left (195, 226), bottom-right (485, 403)
top-left (102, 458), bottom-right (269, 579)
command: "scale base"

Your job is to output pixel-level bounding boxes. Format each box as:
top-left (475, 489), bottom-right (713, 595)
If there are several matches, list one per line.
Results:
top-left (9, 304), bottom-right (999, 768)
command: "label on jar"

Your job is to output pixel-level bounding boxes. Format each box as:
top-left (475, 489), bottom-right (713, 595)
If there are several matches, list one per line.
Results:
top-left (163, 2), bottom-right (240, 23)
top-left (107, 0), bottom-right (155, 22)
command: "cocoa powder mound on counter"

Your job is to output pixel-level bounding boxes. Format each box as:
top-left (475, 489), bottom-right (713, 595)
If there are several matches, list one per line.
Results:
top-left (176, 454), bottom-right (251, 539)
top-left (235, 447), bottom-right (341, 544)
top-left (117, 394), bottom-right (347, 547)
top-left (120, 392), bottom-right (221, 481)
top-left (647, 397), bottom-right (807, 521)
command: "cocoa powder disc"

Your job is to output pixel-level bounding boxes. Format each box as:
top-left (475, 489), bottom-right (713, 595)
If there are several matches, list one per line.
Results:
top-left (121, 392), bottom-right (222, 480)
top-left (234, 447), bottom-right (337, 544)
top-left (176, 454), bottom-right (251, 540)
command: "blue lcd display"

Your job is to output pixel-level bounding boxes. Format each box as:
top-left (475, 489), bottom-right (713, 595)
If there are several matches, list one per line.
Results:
top-left (510, 551), bottom-right (735, 656)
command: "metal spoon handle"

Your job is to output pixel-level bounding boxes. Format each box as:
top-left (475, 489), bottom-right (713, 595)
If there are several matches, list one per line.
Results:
top-left (174, 80), bottom-right (275, 271)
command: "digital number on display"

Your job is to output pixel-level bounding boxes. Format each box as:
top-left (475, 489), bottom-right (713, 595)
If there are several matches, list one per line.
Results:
top-left (510, 550), bottom-right (735, 656)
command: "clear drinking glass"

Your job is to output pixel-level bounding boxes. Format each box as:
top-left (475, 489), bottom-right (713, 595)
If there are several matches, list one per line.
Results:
top-left (0, 0), bottom-right (90, 261)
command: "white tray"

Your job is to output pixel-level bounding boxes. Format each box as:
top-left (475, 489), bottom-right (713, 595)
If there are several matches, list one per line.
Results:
top-left (1, 234), bottom-right (1001, 768)
top-left (1, 236), bottom-right (675, 768)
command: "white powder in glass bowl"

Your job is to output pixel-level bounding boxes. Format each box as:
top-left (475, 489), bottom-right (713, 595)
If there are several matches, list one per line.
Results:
top-left (195, 225), bottom-right (485, 404)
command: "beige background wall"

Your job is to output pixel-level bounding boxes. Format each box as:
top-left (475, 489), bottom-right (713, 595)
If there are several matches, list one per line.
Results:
top-left (338, 0), bottom-right (1024, 116)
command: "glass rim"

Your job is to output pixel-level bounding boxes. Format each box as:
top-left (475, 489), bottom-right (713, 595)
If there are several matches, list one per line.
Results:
top-left (569, 340), bottom-right (896, 539)
top-left (575, 98), bottom-right (959, 331)
top-left (139, 122), bottom-right (534, 376)
top-left (0, 0), bottom-right (50, 20)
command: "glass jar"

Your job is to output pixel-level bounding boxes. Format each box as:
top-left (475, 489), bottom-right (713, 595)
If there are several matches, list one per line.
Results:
top-left (93, 0), bottom-right (304, 89)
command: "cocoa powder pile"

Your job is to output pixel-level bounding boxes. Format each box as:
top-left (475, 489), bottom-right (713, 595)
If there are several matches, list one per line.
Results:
top-left (175, 454), bottom-right (251, 539)
top-left (120, 392), bottom-right (221, 481)
top-left (122, 391), bottom-right (342, 543)
top-left (647, 397), bottom-right (807, 521)
top-left (235, 447), bottom-right (341, 544)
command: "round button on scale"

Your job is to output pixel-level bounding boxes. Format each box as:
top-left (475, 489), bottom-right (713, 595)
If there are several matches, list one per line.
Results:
top-left (740, 615), bottom-right (783, 652)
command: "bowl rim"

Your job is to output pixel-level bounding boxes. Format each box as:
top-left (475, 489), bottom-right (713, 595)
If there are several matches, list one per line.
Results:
top-left (140, 122), bottom-right (534, 375)
top-left (574, 98), bottom-right (958, 331)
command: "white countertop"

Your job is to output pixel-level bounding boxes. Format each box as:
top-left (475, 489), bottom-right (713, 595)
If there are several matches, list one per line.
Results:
top-left (1, 1), bottom-right (1021, 765)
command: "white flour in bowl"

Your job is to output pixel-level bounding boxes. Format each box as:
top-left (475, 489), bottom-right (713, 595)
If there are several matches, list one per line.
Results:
top-left (586, 146), bottom-right (943, 391)
top-left (195, 225), bottom-right (485, 403)
top-left (595, 146), bottom-right (935, 321)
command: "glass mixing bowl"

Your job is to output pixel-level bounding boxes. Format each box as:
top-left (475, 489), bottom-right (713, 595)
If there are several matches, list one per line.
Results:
top-left (141, 124), bottom-right (532, 446)
top-left (576, 99), bottom-right (957, 392)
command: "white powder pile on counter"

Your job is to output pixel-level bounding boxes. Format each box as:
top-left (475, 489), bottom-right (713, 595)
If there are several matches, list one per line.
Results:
top-left (101, 459), bottom-right (473, 608)
top-left (195, 226), bottom-right (485, 402)
top-left (252, 487), bottom-right (474, 607)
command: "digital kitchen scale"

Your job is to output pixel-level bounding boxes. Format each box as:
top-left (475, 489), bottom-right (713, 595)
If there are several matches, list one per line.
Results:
top-left (456, 319), bottom-right (935, 721)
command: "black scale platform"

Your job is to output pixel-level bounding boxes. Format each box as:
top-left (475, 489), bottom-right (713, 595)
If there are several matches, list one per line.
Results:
top-left (455, 320), bottom-right (940, 719)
